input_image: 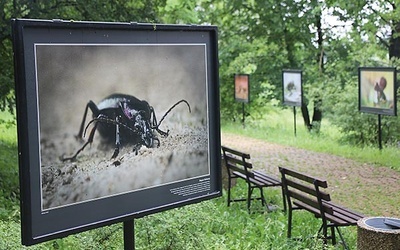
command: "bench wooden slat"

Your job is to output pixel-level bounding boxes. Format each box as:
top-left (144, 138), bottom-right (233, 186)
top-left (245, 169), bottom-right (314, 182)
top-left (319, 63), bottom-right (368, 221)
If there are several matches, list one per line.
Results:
top-left (225, 155), bottom-right (253, 169)
top-left (281, 167), bottom-right (328, 188)
top-left (290, 190), bottom-right (333, 214)
top-left (253, 170), bottom-right (281, 186)
top-left (325, 201), bottom-right (364, 223)
top-left (222, 146), bottom-right (251, 159)
top-left (233, 171), bottom-right (280, 187)
top-left (229, 166), bottom-right (254, 178)
top-left (285, 178), bottom-right (331, 201)
top-left (294, 200), bottom-right (352, 225)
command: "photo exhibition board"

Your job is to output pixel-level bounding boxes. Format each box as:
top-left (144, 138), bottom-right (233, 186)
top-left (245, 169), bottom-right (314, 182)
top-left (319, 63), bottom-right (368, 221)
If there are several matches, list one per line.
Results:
top-left (234, 74), bottom-right (250, 103)
top-left (358, 67), bottom-right (397, 116)
top-left (282, 70), bottom-right (303, 107)
top-left (12, 19), bottom-right (221, 245)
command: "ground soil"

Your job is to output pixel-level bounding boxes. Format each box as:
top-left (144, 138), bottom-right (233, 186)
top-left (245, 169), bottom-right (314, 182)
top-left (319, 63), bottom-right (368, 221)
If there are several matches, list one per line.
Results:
top-left (221, 132), bottom-right (400, 217)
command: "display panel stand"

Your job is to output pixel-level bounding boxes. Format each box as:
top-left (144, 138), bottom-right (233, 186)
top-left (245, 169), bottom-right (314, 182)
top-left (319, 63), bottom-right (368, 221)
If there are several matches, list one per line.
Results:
top-left (242, 103), bottom-right (245, 128)
top-left (293, 107), bottom-right (297, 137)
top-left (123, 220), bottom-right (135, 250)
top-left (378, 114), bottom-right (382, 150)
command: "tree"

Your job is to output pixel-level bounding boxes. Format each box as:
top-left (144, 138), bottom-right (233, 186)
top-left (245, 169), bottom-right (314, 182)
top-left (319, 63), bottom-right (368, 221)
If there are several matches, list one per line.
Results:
top-left (0, 0), bottom-right (164, 114)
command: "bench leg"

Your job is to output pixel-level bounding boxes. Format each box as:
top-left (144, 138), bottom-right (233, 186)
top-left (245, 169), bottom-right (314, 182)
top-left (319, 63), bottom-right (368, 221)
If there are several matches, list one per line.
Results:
top-left (227, 176), bottom-right (232, 207)
top-left (317, 223), bottom-right (329, 245)
top-left (335, 226), bottom-right (349, 250)
top-left (259, 187), bottom-right (266, 206)
top-left (287, 208), bottom-right (293, 238)
top-left (322, 226), bottom-right (328, 246)
top-left (247, 185), bottom-right (253, 211)
top-left (281, 186), bottom-right (287, 213)
top-left (331, 226), bottom-right (336, 245)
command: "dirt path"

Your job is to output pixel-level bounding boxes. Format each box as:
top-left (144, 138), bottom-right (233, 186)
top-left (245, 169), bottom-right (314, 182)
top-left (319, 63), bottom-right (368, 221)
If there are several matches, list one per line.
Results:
top-left (221, 132), bottom-right (400, 217)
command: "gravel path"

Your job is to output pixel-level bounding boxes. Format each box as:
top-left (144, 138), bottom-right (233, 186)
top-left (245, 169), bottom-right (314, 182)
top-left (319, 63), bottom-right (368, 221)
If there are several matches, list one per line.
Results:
top-left (221, 132), bottom-right (400, 217)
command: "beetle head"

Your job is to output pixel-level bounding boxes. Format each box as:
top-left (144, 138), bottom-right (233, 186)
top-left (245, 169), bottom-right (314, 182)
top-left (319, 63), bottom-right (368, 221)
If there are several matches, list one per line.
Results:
top-left (134, 112), bottom-right (154, 148)
top-left (121, 102), bottom-right (154, 148)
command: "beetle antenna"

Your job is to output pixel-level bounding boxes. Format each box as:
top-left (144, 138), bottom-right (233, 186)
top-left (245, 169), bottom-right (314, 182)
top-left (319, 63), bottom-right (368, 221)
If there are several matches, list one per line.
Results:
top-left (156, 100), bottom-right (191, 127)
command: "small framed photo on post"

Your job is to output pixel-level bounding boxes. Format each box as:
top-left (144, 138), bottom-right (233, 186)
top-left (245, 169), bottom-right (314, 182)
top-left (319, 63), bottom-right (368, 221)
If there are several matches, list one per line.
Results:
top-left (358, 67), bottom-right (397, 116)
top-left (234, 74), bottom-right (250, 103)
top-left (282, 70), bottom-right (303, 107)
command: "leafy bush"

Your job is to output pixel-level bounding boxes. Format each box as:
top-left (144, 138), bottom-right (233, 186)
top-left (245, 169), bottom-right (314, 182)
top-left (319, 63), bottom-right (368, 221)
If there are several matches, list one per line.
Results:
top-left (321, 69), bottom-right (400, 147)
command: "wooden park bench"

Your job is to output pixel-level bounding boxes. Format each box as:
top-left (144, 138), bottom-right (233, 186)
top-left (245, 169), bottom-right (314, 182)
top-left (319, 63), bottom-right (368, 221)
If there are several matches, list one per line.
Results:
top-left (279, 167), bottom-right (365, 249)
top-left (221, 145), bottom-right (285, 212)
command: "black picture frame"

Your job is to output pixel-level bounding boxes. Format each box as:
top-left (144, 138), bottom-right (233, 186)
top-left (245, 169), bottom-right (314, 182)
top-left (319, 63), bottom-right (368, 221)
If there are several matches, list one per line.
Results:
top-left (12, 19), bottom-right (221, 246)
top-left (282, 70), bottom-right (303, 107)
top-left (358, 67), bottom-right (397, 116)
top-left (234, 74), bottom-right (250, 103)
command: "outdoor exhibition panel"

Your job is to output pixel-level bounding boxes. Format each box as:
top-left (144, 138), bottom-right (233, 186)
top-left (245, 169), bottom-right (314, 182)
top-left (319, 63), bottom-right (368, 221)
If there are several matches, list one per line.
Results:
top-left (12, 19), bottom-right (221, 245)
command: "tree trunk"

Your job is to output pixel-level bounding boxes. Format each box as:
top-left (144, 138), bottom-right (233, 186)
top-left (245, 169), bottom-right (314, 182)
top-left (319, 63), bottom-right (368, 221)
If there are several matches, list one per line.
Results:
top-left (301, 12), bottom-right (323, 133)
top-left (301, 103), bottom-right (312, 131)
top-left (389, 23), bottom-right (400, 59)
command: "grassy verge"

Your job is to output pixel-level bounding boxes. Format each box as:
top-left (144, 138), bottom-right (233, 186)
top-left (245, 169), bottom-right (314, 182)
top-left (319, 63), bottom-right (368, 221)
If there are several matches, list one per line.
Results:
top-left (222, 108), bottom-right (400, 171)
top-left (1, 185), bottom-right (349, 249)
top-left (0, 110), bottom-right (381, 249)
top-left (0, 111), bottom-right (19, 221)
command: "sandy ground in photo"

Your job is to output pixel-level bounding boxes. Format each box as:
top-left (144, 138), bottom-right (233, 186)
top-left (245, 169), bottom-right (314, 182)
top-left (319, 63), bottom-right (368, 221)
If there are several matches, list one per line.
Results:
top-left (41, 111), bottom-right (208, 209)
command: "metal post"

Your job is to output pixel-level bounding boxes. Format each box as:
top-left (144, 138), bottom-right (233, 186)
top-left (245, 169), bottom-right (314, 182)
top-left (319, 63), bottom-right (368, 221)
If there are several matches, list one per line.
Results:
top-left (378, 114), bottom-right (382, 150)
top-left (123, 220), bottom-right (135, 250)
top-left (242, 103), bottom-right (245, 128)
top-left (293, 106), bottom-right (297, 137)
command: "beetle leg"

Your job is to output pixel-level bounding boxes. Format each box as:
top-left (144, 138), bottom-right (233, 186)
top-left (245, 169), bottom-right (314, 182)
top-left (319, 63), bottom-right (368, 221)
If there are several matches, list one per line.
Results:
top-left (111, 116), bottom-right (121, 159)
top-left (77, 101), bottom-right (99, 139)
top-left (61, 121), bottom-right (99, 162)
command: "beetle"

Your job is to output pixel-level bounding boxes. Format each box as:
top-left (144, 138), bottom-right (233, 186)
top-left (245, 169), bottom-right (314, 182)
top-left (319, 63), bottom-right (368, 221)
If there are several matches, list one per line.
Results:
top-left (61, 93), bottom-right (191, 161)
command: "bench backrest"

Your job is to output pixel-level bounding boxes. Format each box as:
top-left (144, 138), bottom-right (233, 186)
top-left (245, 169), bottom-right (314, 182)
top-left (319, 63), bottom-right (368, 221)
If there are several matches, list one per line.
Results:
top-left (279, 167), bottom-right (334, 216)
top-left (221, 146), bottom-right (254, 179)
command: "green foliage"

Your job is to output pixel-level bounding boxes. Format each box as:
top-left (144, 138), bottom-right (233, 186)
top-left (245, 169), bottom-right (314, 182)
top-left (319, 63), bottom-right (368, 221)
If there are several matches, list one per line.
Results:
top-left (159, 0), bottom-right (199, 24)
top-left (0, 111), bottom-right (19, 221)
top-left (3, 0), bottom-right (400, 147)
top-left (0, 0), bottom-right (164, 113)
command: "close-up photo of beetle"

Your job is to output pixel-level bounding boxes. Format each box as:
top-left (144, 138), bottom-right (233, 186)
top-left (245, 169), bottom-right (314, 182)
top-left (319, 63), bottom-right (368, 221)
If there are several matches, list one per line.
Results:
top-left (36, 43), bottom-right (210, 209)
top-left (61, 93), bottom-right (191, 161)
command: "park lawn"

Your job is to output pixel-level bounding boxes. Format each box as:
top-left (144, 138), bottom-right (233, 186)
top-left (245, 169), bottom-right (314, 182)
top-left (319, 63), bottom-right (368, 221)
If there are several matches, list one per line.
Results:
top-left (1, 110), bottom-right (397, 249)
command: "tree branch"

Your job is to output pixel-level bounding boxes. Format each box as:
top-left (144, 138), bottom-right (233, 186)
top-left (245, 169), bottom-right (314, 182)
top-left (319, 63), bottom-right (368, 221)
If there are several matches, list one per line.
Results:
top-left (377, 33), bottom-right (390, 48)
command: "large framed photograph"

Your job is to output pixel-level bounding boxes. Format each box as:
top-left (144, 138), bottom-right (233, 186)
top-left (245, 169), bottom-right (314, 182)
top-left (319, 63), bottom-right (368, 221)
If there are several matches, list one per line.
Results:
top-left (282, 70), bottom-right (303, 107)
top-left (12, 19), bottom-right (221, 245)
top-left (359, 67), bottom-right (397, 116)
top-left (234, 74), bottom-right (250, 103)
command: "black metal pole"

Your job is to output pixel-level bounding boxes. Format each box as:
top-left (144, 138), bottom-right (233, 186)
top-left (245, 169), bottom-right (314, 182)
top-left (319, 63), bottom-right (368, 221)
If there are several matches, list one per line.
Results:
top-left (242, 103), bottom-right (245, 128)
top-left (124, 220), bottom-right (134, 250)
top-left (378, 114), bottom-right (382, 150)
top-left (293, 106), bottom-right (297, 137)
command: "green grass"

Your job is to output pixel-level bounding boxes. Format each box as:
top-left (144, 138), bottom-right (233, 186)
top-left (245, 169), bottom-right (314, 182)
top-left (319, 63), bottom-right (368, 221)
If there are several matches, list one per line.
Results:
top-left (222, 108), bottom-right (400, 171)
top-left (0, 187), bottom-right (346, 250)
top-left (0, 111), bottom-right (19, 221)
top-left (0, 109), bottom-right (389, 249)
